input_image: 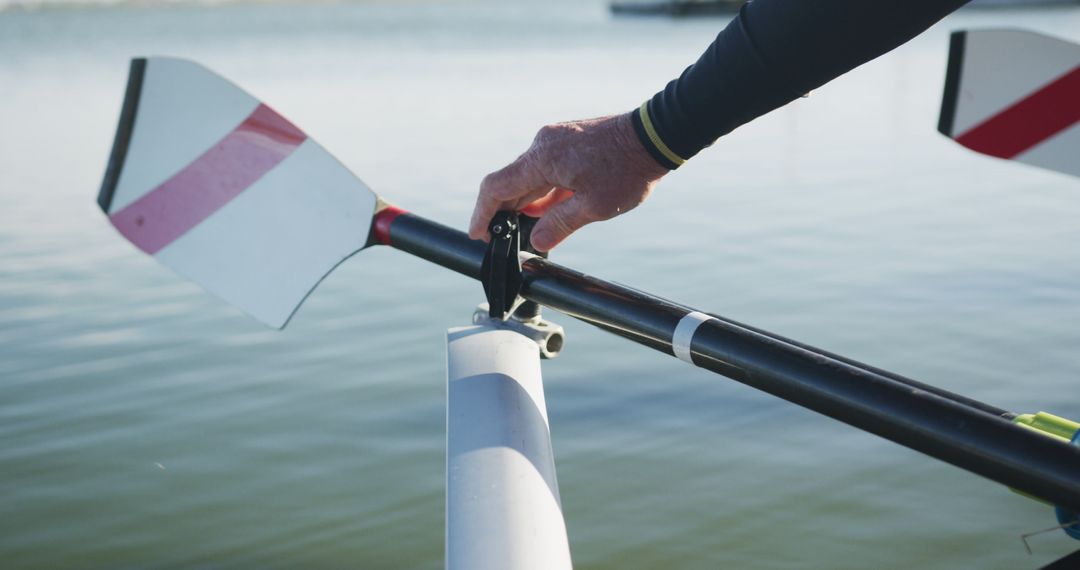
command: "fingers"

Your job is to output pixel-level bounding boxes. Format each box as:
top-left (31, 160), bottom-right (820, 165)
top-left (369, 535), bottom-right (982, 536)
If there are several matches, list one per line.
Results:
top-left (521, 188), bottom-right (573, 217)
top-left (471, 114), bottom-right (668, 249)
top-left (469, 153), bottom-right (551, 240)
top-left (528, 194), bottom-right (594, 252)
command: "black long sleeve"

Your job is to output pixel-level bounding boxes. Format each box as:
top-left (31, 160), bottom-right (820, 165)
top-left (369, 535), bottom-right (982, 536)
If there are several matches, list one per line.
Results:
top-left (630, 0), bottom-right (971, 169)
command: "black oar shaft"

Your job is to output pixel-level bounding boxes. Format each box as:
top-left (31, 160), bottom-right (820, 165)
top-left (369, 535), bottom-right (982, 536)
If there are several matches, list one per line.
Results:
top-left (386, 212), bottom-right (1004, 413)
top-left (384, 212), bottom-right (1080, 512)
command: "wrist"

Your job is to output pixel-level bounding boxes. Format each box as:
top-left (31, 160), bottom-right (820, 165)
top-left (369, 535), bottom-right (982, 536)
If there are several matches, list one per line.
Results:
top-left (616, 111), bottom-right (674, 179)
top-left (627, 104), bottom-right (685, 171)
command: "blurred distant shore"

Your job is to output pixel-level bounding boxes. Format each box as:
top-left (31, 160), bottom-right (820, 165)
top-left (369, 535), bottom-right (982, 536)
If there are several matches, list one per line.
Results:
top-left (0, 0), bottom-right (393, 12)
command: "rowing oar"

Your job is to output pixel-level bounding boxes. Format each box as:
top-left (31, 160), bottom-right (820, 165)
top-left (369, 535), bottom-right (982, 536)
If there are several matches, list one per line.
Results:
top-left (98, 58), bottom-right (1080, 520)
top-left (939, 28), bottom-right (1080, 179)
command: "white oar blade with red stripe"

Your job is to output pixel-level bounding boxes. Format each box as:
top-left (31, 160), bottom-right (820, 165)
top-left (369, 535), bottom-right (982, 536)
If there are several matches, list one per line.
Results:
top-left (938, 29), bottom-right (1080, 178)
top-left (98, 58), bottom-right (377, 328)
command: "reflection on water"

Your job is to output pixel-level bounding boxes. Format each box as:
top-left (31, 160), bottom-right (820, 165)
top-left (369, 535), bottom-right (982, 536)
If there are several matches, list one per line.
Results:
top-left (2, 1), bottom-right (1080, 568)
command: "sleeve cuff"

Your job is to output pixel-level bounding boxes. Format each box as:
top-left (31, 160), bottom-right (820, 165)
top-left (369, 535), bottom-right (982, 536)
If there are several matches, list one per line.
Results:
top-left (630, 102), bottom-right (685, 170)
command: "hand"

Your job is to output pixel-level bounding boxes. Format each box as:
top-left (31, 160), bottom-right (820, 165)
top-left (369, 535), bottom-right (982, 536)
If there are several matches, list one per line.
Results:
top-left (469, 112), bottom-right (669, 251)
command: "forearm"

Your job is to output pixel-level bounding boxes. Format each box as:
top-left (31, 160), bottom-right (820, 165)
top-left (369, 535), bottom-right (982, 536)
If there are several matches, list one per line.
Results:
top-left (632, 0), bottom-right (970, 169)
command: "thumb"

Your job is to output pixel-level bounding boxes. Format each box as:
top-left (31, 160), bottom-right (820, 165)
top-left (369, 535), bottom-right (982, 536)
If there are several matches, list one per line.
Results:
top-left (529, 194), bottom-right (593, 252)
top-left (470, 153), bottom-right (552, 240)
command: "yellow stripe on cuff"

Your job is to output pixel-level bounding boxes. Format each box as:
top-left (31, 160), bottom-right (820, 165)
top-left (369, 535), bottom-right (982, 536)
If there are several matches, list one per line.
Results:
top-left (638, 102), bottom-right (686, 166)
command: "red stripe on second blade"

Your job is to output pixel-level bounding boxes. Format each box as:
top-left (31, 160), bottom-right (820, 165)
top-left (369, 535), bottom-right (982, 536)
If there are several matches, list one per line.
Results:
top-left (110, 104), bottom-right (307, 254)
top-left (956, 65), bottom-right (1080, 159)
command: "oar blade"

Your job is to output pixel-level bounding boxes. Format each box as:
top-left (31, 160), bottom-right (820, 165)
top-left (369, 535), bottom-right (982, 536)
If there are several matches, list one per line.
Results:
top-left (938, 29), bottom-right (1080, 178)
top-left (99, 57), bottom-right (377, 328)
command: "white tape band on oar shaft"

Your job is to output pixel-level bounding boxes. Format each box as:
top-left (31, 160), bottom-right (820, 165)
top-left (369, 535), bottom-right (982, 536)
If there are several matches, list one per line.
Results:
top-left (672, 311), bottom-right (715, 364)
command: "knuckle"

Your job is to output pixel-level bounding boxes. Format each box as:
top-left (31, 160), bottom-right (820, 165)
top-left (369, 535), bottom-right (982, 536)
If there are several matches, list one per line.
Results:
top-left (533, 124), bottom-right (569, 154)
top-left (535, 124), bottom-right (561, 141)
top-left (481, 169), bottom-right (522, 200)
top-left (479, 172), bottom-right (499, 191)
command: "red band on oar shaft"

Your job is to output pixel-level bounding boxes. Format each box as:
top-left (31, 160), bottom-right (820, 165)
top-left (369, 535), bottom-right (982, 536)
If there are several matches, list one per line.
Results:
top-left (955, 65), bottom-right (1080, 159)
top-left (109, 104), bottom-right (306, 254)
top-left (373, 205), bottom-right (407, 245)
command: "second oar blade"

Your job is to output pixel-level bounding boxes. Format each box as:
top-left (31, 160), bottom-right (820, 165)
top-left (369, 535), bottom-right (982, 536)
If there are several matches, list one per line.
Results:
top-left (98, 57), bottom-right (378, 328)
top-left (938, 28), bottom-right (1080, 178)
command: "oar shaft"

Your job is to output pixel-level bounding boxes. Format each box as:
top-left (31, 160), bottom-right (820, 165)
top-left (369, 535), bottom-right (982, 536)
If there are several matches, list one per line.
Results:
top-left (701, 312), bottom-right (1011, 417)
top-left (383, 211), bottom-right (1003, 412)
top-left (380, 211), bottom-right (1080, 512)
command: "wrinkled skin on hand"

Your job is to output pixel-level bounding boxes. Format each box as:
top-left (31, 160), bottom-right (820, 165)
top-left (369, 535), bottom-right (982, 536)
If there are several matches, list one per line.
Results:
top-left (469, 112), bottom-right (669, 252)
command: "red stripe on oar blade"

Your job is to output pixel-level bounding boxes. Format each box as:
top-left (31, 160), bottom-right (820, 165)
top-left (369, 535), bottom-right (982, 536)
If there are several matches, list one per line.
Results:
top-left (955, 65), bottom-right (1080, 159)
top-left (109, 104), bottom-right (306, 254)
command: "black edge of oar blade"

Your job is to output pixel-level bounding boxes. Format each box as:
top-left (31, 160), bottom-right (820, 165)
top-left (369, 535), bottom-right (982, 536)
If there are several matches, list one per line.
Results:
top-left (938, 30), bottom-right (966, 138)
top-left (98, 57), bottom-right (146, 213)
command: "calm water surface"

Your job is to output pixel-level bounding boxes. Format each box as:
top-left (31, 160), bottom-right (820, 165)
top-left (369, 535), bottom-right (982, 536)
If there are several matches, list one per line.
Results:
top-left (3, 1), bottom-right (1080, 568)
